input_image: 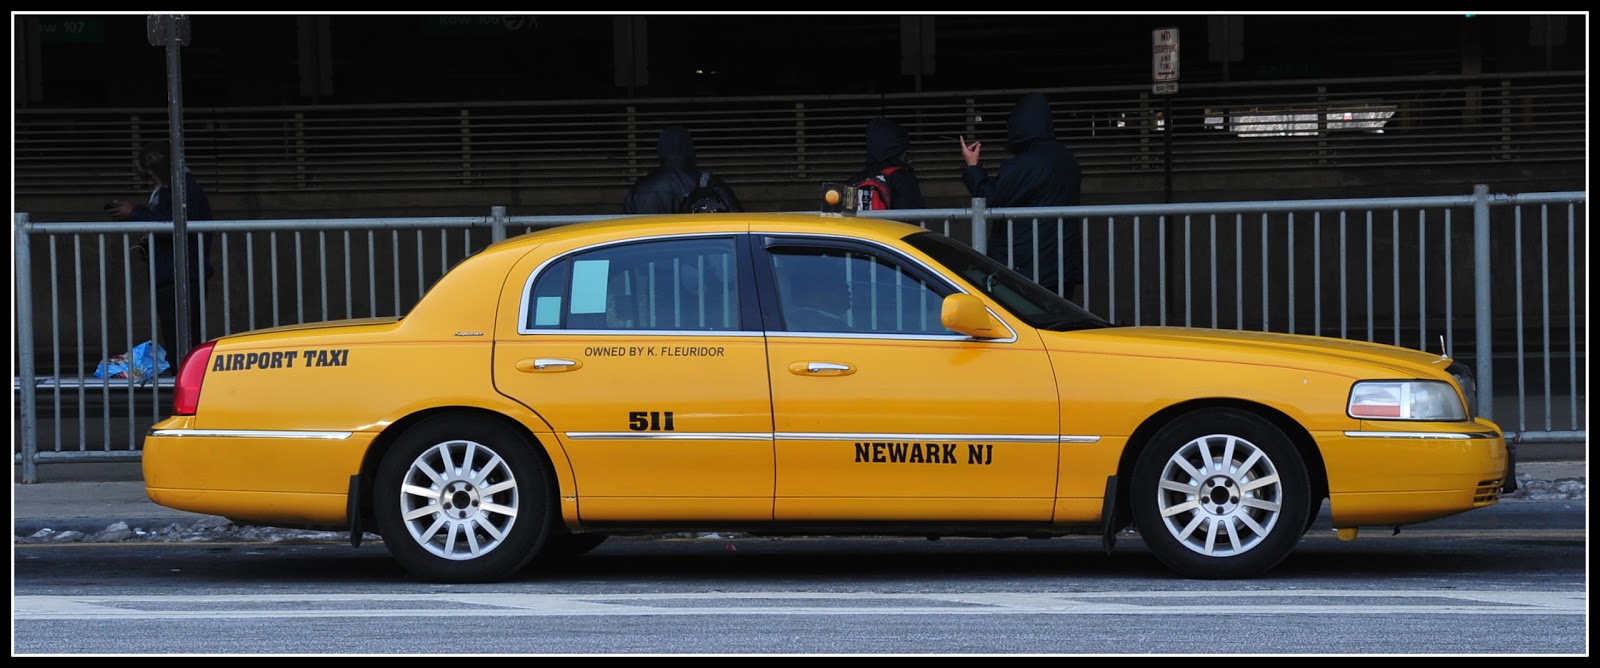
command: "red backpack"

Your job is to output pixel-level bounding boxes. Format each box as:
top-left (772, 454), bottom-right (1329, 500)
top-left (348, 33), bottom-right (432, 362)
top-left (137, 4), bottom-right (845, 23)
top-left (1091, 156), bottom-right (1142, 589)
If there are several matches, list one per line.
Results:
top-left (853, 165), bottom-right (902, 211)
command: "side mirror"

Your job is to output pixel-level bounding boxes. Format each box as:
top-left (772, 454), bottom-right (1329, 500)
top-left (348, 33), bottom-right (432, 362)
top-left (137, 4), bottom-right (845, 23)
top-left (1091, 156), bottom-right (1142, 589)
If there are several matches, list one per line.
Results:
top-left (940, 293), bottom-right (1003, 339)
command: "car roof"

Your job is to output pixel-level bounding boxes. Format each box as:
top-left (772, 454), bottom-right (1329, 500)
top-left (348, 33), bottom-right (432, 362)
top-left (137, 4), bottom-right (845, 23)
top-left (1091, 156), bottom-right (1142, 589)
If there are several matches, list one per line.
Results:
top-left (486, 213), bottom-right (932, 256)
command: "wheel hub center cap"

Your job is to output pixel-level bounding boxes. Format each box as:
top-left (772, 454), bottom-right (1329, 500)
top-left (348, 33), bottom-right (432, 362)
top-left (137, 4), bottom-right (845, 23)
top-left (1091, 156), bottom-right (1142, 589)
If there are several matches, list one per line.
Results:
top-left (440, 481), bottom-right (480, 520)
top-left (1200, 475), bottom-right (1241, 515)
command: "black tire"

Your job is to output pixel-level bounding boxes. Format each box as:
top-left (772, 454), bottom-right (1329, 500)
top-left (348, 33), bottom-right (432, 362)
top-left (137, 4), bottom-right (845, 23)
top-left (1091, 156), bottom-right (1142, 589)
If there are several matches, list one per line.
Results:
top-left (1130, 408), bottom-right (1310, 579)
top-left (373, 415), bottom-right (552, 583)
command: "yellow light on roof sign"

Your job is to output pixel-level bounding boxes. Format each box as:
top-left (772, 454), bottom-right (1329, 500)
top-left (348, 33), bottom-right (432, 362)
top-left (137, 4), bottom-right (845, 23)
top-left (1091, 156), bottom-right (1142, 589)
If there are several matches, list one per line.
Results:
top-left (820, 182), bottom-right (858, 216)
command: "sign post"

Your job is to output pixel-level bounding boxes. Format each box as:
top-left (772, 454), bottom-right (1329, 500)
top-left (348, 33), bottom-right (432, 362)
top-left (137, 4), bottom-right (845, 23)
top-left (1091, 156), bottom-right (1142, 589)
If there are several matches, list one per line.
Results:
top-left (1153, 27), bottom-right (1181, 323)
top-left (1152, 27), bottom-right (1179, 203)
top-left (148, 14), bottom-right (193, 361)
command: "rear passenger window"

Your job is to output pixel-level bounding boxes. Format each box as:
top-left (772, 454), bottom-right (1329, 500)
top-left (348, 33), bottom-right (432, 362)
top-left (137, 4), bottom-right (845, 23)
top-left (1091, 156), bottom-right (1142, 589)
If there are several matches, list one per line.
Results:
top-left (525, 237), bottom-right (740, 332)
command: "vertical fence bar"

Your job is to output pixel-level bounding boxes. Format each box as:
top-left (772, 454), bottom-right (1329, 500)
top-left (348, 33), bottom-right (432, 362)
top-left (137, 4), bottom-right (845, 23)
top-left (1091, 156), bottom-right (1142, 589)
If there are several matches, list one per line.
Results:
top-left (438, 229), bottom-right (448, 294)
top-left (1538, 204), bottom-right (1551, 431)
top-left (344, 229), bottom-right (355, 319)
top-left (1472, 184), bottom-right (1494, 421)
top-left (491, 205), bottom-right (507, 243)
top-left (415, 229), bottom-right (424, 302)
top-left (1364, 210), bottom-right (1374, 343)
top-left (1444, 209), bottom-right (1454, 357)
top-left (320, 231), bottom-right (330, 322)
top-left (1046, 219), bottom-right (1057, 299)
top-left (367, 229), bottom-right (377, 317)
top-left (1287, 212), bottom-right (1296, 334)
top-left (48, 237), bottom-right (63, 453)
top-left (1565, 203), bottom-right (1577, 430)
top-left (1418, 210), bottom-right (1427, 352)
top-left (1158, 214), bottom-right (1167, 326)
top-left (1339, 211), bottom-right (1348, 340)
top-left (221, 232), bottom-right (232, 334)
top-left (1513, 206), bottom-right (1525, 434)
top-left (197, 233), bottom-right (207, 343)
top-left (1258, 213), bottom-right (1267, 331)
top-left (16, 215), bottom-right (39, 482)
top-left (1132, 215), bottom-right (1142, 326)
top-left (970, 198), bottom-right (987, 255)
top-left (246, 232), bottom-right (258, 330)
top-left (1029, 219), bottom-right (1039, 286)
top-left (392, 229), bottom-right (401, 316)
top-left (98, 238), bottom-right (116, 450)
top-left (270, 230), bottom-right (281, 326)
top-left (1105, 217), bottom-right (1115, 319)
top-left (1234, 214), bottom-right (1244, 330)
top-left (294, 231), bottom-right (306, 326)
top-left (1312, 213), bottom-right (1322, 336)
top-left (1184, 215), bottom-right (1193, 327)
top-left (1391, 209), bottom-right (1401, 346)
top-left (1208, 215), bottom-right (1218, 328)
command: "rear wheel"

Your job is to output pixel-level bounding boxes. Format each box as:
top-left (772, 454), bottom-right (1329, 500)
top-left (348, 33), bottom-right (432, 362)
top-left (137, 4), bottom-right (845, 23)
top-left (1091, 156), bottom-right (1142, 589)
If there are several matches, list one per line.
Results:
top-left (1131, 408), bottom-right (1309, 579)
top-left (373, 416), bottom-right (551, 583)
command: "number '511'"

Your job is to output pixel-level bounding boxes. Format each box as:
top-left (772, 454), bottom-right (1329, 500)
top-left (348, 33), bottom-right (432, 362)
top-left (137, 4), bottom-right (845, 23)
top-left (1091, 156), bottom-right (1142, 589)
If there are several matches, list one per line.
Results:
top-left (628, 411), bottom-right (675, 431)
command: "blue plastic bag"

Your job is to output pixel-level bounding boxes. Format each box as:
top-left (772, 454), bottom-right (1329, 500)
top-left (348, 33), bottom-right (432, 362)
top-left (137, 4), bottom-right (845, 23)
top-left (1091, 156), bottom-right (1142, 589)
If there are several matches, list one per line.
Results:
top-left (94, 341), bottom-right (170, 384)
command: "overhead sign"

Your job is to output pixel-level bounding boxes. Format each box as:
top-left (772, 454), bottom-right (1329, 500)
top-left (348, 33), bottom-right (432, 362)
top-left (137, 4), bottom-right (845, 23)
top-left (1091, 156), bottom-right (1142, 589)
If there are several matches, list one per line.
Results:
top-left (1153, 27), bottom-right (1180, 82)
top-left (33, 16), bottom-right (105, 43)
top-left (423, 15), bottom-right (534, 35)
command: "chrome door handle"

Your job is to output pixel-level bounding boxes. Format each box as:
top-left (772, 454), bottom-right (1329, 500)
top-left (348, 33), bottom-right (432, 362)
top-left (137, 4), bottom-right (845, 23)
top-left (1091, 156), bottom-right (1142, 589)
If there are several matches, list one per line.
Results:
top-left (787, 361), bottom-right (855, 376)
top-left (516, 358), bottom-right (581, 372)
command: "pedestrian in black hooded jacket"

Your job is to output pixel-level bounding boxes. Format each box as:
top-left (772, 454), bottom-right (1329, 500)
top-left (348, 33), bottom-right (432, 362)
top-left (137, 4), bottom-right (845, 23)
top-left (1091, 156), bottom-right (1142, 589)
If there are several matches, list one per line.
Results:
top-left (623, 126), bottom-right (743, 215)
top-left (846, 117), bottom-right (925, 210)
top-left (109, 141), bottom-right (215, 358)
top-left (958, 92), bottom-right (1084, 298)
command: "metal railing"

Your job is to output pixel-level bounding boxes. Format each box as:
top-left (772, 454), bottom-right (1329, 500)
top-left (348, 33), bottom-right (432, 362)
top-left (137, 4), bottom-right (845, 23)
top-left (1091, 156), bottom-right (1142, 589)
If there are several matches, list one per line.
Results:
top-left (14, 187), bottom-right (1586, 481)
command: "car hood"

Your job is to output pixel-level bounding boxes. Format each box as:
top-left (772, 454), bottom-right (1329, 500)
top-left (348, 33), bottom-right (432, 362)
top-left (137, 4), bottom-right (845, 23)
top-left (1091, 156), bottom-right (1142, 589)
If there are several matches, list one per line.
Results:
top-left (1044, 326), bottom-right (1453, 380)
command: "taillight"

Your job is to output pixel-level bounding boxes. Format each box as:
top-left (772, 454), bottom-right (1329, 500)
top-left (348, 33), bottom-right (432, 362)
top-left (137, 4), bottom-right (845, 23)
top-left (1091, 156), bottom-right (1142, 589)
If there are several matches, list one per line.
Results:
top-left (173, 341), bottom-right (215, 415)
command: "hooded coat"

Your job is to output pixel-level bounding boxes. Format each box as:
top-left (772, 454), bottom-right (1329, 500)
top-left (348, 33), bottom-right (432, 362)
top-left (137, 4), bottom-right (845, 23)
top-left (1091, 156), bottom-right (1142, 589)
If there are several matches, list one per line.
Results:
top-left (623, 126), bottom-right (743, 215)
top-left (128, 169), bottom-right (214, 288)
top-left (846, 117), bottom-right (925, 210)
top-left (959, 92), bottom-right (1084, 296)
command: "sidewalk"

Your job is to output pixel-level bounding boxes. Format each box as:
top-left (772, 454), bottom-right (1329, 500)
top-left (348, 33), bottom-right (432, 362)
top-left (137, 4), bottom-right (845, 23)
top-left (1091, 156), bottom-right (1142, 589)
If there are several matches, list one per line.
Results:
top-left (12, 448), bottom-right (1589, 541)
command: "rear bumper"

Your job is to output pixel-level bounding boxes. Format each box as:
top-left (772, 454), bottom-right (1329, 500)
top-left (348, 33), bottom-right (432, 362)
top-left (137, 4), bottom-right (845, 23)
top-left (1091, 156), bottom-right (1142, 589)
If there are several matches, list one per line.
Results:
top-left (142, 419), bottom-right (373, 527)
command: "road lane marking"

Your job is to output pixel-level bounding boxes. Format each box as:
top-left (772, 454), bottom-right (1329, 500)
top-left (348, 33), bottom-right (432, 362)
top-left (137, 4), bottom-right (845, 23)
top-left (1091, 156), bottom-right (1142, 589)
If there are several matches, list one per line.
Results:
top-left (14, 590), bottom-right (1586, 620)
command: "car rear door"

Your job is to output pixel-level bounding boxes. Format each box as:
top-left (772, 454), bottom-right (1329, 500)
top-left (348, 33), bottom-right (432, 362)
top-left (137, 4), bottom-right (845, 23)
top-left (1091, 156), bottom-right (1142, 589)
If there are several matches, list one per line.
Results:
top-left (493, 232), bottom-right (774, 522)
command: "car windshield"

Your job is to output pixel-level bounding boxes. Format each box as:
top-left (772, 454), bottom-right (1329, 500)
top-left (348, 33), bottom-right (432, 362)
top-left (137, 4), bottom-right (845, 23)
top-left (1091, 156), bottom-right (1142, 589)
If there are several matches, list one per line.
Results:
top-left (905, 231), bottom-right (1114, 332)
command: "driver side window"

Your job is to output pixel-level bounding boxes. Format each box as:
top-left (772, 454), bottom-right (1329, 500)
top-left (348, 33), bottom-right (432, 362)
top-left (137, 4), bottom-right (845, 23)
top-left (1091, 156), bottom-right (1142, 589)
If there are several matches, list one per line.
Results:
top-left (767, 246), bottom-right (953, 335)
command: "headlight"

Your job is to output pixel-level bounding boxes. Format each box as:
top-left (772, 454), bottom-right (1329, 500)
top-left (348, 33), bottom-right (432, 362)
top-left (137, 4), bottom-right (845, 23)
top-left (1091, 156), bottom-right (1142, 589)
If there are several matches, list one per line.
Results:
top-left (1348, 380), bottom-right (1467, 420)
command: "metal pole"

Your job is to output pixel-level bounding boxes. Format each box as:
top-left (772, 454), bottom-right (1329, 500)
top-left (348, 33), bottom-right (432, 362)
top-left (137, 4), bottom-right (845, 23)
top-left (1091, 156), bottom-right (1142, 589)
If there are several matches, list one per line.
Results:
top-left (151, 14), bottom-right (192, 361)
top-left (491, 205), bottom-right (507, 243)
top-left (1163, 95), bottom-right (1174, 203)
top-left (16, 214), bottom-right (40, 483)
top-left (970, 197), bottom-right (988, 254)
top-left (1163, 96), bottom-right (1179, 323)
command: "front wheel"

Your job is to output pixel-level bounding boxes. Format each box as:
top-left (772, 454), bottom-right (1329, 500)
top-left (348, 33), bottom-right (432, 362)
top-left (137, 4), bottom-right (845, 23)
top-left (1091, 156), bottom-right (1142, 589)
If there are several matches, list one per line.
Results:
top-left (1130, 408), bottom-right (1310, 579)
top-left (373, 416), bottom-right (552, 583)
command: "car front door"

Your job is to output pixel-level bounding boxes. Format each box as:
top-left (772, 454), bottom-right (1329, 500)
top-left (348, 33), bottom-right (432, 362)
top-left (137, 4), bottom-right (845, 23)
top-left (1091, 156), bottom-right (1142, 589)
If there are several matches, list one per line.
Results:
top-left (756, 235), bottom-right (1061, 522)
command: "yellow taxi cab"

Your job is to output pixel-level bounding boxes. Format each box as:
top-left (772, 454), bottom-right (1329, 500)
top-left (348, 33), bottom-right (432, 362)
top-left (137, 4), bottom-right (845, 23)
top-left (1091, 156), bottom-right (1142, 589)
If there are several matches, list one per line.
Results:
top-left (142, 209), bottom-right (1510, 583)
